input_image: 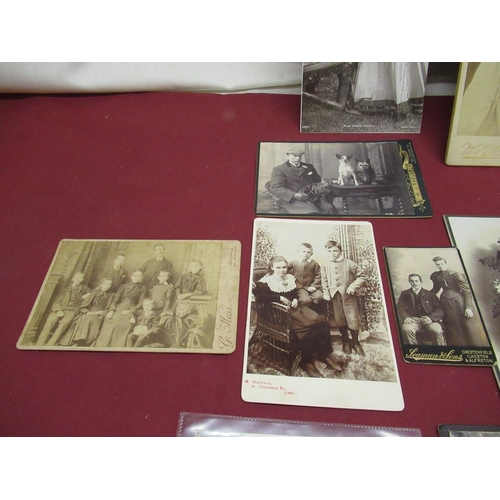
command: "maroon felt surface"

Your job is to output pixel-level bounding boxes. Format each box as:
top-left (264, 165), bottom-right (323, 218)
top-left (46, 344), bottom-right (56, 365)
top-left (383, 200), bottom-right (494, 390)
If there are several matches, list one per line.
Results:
top-left (0, 92), bottom-right (499, 437)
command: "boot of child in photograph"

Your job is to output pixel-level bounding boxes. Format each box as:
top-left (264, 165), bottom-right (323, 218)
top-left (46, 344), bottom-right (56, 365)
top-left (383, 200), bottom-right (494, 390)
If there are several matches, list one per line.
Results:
top-left (339, 325), bottom-right (351, 354)
top-left (350, 329), bottom-right (365, 357)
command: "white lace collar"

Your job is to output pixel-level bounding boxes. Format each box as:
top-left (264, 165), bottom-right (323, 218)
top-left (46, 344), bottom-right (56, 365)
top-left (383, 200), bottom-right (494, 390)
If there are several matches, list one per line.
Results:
top-left (259, 273), bottom-right (296, 293)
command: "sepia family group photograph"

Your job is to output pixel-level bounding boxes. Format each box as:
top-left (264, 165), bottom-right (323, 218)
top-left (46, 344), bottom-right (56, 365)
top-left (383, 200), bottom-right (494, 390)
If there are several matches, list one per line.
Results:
top-left (18, 239), bottom-right (241, 353)
top-left (242, 219), bottom-right (404, 411)
top-left (245, 219), bottom-right (400, 380)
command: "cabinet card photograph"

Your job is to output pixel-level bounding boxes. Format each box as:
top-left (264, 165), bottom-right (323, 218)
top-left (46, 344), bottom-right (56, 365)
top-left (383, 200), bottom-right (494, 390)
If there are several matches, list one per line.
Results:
top-left (301, 62), bottom-right (428, 134)
top-left (17, 239), bottom-right (241, 353)
top-left (255, 140), bottom-right (432, 218)
top-left (446, 62), bottom-right (500, 166)
top-left (445, 216), bottom-right (500, 379)
top-left (384, 246), bottom-right (495, 366)
top-left (242, 218), bottom-right (404, 411)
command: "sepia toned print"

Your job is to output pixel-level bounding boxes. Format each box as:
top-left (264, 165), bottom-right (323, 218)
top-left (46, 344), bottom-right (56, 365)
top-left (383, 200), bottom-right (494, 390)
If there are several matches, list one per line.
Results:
top-left (301, 62), bottom-right (428, 134)
top-left (255, 141), bottom-right (431, 218)
top-left (384, 246), bottom-right (495, 366)
top-left (446, 62), bottom-right (500, 166)
top-left (444, 216), bottom-right (500, 366)
top-left (242, 218), bottom-right (404, 411)
top-left (17, 239), bottom-right (241, 353)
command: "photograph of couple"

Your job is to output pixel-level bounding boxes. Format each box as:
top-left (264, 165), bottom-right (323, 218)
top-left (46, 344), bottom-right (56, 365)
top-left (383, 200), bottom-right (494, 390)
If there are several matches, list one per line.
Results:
top-left (385, 246), bottom-right (495, 366)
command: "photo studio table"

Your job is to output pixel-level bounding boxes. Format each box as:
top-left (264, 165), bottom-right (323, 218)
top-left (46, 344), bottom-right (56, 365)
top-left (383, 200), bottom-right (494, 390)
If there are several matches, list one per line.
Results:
top-left (329, 183), bottom-right (405, 215)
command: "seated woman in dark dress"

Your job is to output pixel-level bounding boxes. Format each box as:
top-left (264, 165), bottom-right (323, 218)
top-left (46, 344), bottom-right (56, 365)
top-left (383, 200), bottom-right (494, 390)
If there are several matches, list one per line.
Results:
top-left (175, 259), bottom-right (208, 301)
top-left (253, 255), bottom-right (342, 377)
top-left (95, 269), bottom-right (148, 348)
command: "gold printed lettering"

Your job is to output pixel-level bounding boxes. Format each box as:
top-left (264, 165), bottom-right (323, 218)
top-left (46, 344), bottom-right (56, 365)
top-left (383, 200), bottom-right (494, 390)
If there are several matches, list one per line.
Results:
top-left (400, 146), bottom-right (426, 210)
top-left (406, 347), bottom-right (463, 362)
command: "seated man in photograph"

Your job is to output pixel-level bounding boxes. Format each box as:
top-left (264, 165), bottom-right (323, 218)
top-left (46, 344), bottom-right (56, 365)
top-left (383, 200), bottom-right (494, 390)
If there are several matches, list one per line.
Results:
top-left (36, 271), bottom-right (91, 346)
top-left (104, 253), bottom-right (129, 293)
top-left (71, 277), bottom-right (115, 347)
top-left (396, 274), bottom-right (445, 345)
top-left (269, 147), bottom-right (338, 214)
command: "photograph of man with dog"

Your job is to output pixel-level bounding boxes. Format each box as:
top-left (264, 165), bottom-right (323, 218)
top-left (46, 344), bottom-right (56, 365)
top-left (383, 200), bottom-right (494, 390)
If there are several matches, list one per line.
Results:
top-left (255, 141), bottom-right (428, 217)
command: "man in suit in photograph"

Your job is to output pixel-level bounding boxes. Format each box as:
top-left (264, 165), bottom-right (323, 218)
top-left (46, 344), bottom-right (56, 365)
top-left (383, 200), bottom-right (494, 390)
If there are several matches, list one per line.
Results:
top-left (36, 271), bottom-right (91, 346)
top-left (104, 253), bottom-right (129, 293)
top-left (139, 244), bottom-right (173, 289)
top-left (269, 147), bottom-right (338, 214)
top-left (396, 273), bottom-right (445, 345)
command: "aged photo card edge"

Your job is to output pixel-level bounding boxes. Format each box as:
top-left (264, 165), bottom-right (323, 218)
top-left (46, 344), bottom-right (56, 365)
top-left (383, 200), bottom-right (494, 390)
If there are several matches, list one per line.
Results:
top-left (384, 246), bottom-right (496, 366)
top-left (241, 218), bottom-right (404, 411)
top-left (16, 239), bottom-right (242, 355)
top-left (445, 62), bottom-right (500, 167)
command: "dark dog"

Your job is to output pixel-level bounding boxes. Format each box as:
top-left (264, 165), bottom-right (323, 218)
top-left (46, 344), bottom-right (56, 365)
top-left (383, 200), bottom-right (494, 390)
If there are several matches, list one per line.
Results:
top-left (354, 159), bottom-right (376, 185)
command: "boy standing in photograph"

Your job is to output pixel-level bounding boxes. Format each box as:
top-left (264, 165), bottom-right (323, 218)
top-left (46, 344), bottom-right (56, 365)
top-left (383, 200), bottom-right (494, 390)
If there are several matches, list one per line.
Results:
top-left (321, 241), bottom-right (367, 356)
top-left (288, 243), bottom-right (323, 308)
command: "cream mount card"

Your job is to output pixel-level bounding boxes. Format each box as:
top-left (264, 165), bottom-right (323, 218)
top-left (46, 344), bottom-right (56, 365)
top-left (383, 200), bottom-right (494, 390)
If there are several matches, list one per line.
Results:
top-left (17, 239), bottom-right (241, 353)
top-left (446, 62), bottom-right (500, 166)
top-left (242, 218), bottom-right (404, 411)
